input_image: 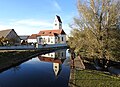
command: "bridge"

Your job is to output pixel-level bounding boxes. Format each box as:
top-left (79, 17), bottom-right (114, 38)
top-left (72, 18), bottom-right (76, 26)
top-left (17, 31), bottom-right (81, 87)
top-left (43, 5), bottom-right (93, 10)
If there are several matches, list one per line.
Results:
top-left (0, 43), bottom-right (68, 50)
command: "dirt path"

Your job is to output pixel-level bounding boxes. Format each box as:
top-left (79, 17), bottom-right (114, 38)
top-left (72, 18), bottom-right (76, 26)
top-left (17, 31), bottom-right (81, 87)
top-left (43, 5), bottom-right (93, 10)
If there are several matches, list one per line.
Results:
top-left (69, 56), bottom-right (85, 87)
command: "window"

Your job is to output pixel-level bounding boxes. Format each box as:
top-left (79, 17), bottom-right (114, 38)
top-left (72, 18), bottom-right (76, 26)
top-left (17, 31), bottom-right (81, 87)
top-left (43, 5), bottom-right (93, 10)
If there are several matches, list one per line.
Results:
top-left (58, 53), bottom-right (60, 57)
top-left (58, 37), bottom-right (60, 42)
top-left (43, 38), bottom-right (46, 44)
top-left (48, 38), bottom-right (50, 42)
top-left (55, 24), bottom-right (57, 26)
top-left (60, 23), bottom-right (61, 26)
top-left (39, 38), bottom-right (42, 43)
top-left (62, 37), bottom-right (64, 41)
top-left (51, 54), bottom-right (53, 57)
top-left (62, 52), bottom-right (64, 57)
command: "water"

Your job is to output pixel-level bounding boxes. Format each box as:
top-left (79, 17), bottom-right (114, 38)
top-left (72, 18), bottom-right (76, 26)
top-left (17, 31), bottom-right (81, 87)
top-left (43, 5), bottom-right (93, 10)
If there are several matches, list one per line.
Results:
top-left (0, 49), bottom-right (70, 87)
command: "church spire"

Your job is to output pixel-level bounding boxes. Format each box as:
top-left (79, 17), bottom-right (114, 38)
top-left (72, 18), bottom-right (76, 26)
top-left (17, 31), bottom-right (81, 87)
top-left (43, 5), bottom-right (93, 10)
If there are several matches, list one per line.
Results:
top-left (53, 15), bottom-right (62, 29)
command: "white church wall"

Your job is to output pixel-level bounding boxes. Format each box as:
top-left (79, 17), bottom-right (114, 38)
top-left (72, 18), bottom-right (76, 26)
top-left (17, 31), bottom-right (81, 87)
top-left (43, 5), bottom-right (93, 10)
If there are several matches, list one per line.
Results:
top-left (37, 36), bottom-right (56, 44)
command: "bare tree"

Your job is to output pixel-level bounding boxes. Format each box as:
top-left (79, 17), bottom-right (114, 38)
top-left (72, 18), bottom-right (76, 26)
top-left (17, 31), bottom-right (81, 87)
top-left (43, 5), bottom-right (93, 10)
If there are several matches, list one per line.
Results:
top-left (68, 0), bottom-right (120, 68)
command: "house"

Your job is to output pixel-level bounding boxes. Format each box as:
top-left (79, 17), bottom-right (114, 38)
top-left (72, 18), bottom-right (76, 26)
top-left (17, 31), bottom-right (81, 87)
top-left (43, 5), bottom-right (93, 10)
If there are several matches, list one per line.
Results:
top-left (37, 15), bottom-right (66, 44)
top-left (19, 35), bottom-right (29, 44)
top-left (0, 29), bottom-right (21, 45)
top-left (27, 34), bottom-right (37, 44)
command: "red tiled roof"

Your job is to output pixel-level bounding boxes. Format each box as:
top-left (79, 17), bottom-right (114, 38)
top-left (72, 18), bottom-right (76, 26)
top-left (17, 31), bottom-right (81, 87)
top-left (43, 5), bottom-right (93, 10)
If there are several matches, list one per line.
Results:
top-left (38, 29), bottom-right (66, 36)
top-left (38, 56), bottom-right (62, 64)
top-left (28, 34), bottom-right (37, 39)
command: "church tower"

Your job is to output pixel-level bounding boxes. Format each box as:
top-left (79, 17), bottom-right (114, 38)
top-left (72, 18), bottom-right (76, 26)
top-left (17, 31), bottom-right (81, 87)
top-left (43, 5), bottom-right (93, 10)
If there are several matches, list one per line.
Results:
top-left (53, 15), bottom-right (62, 29)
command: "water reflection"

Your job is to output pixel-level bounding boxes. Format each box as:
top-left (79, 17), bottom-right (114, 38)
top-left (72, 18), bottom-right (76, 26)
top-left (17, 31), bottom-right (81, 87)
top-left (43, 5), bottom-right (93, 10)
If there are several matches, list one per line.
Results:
top-left (41, 49), bottom-right (66, 59)
top-left (53, 63), bottom-right (62, 76)
top-left (11, 66), bottom-right (21, 73)
top-left (38, 49), bottom-right (67, 77)
top-left (39, 49), bottom-right (67, 77)
top-left (0, 49), bottom-right (70, 87)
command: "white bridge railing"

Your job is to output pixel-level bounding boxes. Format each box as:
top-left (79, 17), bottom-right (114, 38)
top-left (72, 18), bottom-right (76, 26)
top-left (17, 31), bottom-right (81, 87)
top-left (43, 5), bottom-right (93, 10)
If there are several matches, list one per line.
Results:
top-left (38, 43), bottom-right (67, 48)
top-left (0, 45), bottom-right (34, 50)
top-left (0, 44), bottom-right (68, 50)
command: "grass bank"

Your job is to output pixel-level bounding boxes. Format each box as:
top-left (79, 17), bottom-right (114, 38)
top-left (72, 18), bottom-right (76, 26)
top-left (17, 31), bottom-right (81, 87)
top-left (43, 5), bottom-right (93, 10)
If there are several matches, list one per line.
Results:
top-left (0, 50), bottom-right (37, 72)
top-left (70, 69), bottom-right (120, 87)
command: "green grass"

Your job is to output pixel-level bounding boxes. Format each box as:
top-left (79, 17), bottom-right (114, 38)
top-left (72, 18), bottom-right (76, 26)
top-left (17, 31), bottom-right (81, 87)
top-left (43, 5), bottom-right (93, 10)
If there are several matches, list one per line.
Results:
top-left (73, 70), bottom-right (120, 87)
top-left (0, 50), bottom-right (38, 70)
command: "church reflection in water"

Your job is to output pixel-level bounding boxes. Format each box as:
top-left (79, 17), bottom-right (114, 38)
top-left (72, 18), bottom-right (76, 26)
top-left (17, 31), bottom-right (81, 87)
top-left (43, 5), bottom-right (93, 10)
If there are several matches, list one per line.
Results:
top-left (38, 49), bottom-right (66, 76)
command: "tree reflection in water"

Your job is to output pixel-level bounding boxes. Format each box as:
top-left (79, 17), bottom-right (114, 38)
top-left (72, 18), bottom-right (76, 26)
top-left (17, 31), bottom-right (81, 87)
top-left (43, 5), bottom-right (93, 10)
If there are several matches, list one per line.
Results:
top-left (11, 66), bottom-right (21, 73)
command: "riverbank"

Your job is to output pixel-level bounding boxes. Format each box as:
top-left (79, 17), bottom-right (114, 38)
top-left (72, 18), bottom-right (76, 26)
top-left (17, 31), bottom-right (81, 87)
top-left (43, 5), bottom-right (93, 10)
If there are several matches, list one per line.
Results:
top-left (69, 57), bottom-right (120, 87)
top-left (0, 47), bottom-right (67, 72)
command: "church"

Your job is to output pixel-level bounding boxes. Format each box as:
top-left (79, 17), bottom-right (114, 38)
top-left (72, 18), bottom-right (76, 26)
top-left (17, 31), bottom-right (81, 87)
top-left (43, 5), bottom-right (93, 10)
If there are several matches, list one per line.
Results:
top-left (37, 15), bottom-right (66, 44)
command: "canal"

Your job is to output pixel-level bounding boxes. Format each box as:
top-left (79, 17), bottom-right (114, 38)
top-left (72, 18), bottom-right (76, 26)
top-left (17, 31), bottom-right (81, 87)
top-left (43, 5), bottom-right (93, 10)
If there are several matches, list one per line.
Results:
top-left (0, 49), bottom-right (70, 87)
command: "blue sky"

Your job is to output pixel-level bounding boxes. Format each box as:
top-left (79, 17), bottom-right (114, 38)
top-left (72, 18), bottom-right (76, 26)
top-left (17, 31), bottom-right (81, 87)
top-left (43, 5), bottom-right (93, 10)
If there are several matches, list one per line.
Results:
top-left (0, 0), bottom-right (78, 35)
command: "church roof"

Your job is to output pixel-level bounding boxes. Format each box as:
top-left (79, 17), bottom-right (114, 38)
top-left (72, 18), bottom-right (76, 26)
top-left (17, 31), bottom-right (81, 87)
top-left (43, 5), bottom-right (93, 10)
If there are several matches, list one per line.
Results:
top-left (38, 29), bottom-right (66, 36)
top-left (56, 15), bottom-right (62, 23)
